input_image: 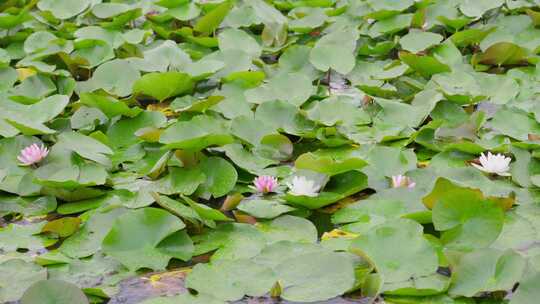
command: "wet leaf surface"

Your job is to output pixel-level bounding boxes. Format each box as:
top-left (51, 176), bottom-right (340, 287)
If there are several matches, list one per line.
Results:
top-left (1, 0), bottom-right (539, 303)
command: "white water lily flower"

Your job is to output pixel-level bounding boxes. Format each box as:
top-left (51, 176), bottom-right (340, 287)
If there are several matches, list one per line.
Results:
top-left (287, 176), bottom-right (321, 197)
top-left (471, 152), bottom-right (511, 176)
top-left (391, 175), bottom-right (416, 189)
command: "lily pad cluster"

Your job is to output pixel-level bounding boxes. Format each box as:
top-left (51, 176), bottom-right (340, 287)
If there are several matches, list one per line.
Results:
top-left (0, 0), bottom-right (540, 303)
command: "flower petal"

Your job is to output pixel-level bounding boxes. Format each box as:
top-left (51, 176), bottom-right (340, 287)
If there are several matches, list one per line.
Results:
top-left (471, 162), bottom-right (489, 172)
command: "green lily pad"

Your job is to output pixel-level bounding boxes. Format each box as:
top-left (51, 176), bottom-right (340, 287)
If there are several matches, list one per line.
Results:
top-left (307, 96), bottom-right (371, 127)
top-left (255, 100), bottom-right (316, 136)
top-left (230, 115), bottom-right (275, 146)
top-left (366, 0), bottom-right (414, 20)
top-left (59, 207), bottom-right (127, 258)
top-left (399, 51), bottom-right (451, 78)
top-left (37, 0), bottom-right (91, 20)
top-left (181, 195), bottom-right (232, 222)
top-left (192, 223), bottom-right (266, 260)
top-left (155, 195), bottom-right (204, 226)
top-left (141, 293), bottom-right (225, 304)
top-left (255, 133), bottom-right (293, 161)
top-left (159, 115), bottom-right (234, 150)
top-left (369, 14), bottom-right (413, 37)
top-left (221, 143), bottom-right (278, 174)
top-left (253, 241), bottom-right (356, 302)
top-left (1, 94), bottom-right (69, 135)
top-left (459, 0), bottom-right (504, 18)
top-left (187, 240), bottom-right (356, 302)
top-left (257, 215), bottom-right (318, 244)
top-left (309, 28), bottom-right (358, 74)
top-left (491, 106), bottom-right (540, 141)
top-left (197, 156), bottom-right (238, 198)
top-left (285, 171), bottom-right (368, 209)
top-left (92, 3), bottom-right (132, 19)
top-left (218, 28), bottom-right (261, 58)
top-left (295, 151), bottom-right (367, 176)
top-left (237, 199), bottom-right (296, 219)
top-left (102, 207), bottom-right (191, 270)
top-left (133, 71), bottom-right (194, 101)
top-left (193, 0), bottom-right (234, 35)
top-left (0, 195), bottom-right (56, 217)
top-left (3, 1), bottom-right (540, 302)
top-left (430, 180), bottom-right (505, 251)
top-left (245, 72), bottom-right (315, 107)
top-left (0, 222), bottom-right (57, 252)
top-left (46, 252), bottom-right (128, 292)
top-left (20, 280), bottom-right (89, 304)
top-left (475, 42), bottom-right (529, 66)
top-left (79, 92), bottom-right (142, 118)
top-left (350, 219), bottom-right (439, 286)
top-left (511, 268), bottom-right (540, 304)
top-left (107, 111), bottom-right (167, 149)
top-left (400, 31), bottom-right (444, 53)
top-left (41, 217), bottom-right (81, 238)
top-left (334, 198), bottom-right (427, 234)
top-left (57, 131), bottom-right (113, 166)
top-left (78, 59), bottom-right (140, 97)
top-left (186, 258), bottom-right (275, 302)
top-left (0, 259), bottom-right (47, 302)
top-left (448, 248), bottom-right (526, 297)
top-left (383, 272), bottom-right (450, 296)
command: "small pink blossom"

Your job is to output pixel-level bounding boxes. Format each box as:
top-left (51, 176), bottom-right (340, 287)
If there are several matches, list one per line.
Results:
top-left (253, 175), bottom-right (278, 194)
top-left (391, 175), bottom-right (416, 189)
top-left (17, 143), bottom-right (49, 166)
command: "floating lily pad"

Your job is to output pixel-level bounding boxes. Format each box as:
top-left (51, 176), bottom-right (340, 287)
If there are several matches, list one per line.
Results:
top-left (430, 180), bottom-right (505, 251)
top-left (448, 248), bottom-right (526, 297)
top-left (102, 207), bottom-right (191, 270)
top-left (133, 72), bottom-right (194, 101)
top-left (37, 0), bottom-right (91, 20)
top-left (3, 1), bottom-right (540, 303)
top-left (20, 280), bottom-right (89, 304)
top-left (159, 115), bottom-right (234, 150)
top-left (309, 28), bottom-right (358, 74)
top-left (285, 171), bottom-right (368, 209)
top-left (253, 241), bottom-right (356, 302)
top-left (257, 215), bottom-right (318, 244)
top-left (0, 259), bottom-right (47, 302)
top-left (400, 31), bottom-right (444, 53)
top-left (295, 151), bottom-right (367, 176)
top-left (237, 199), bottom-right (295, 219)
top-left (350, 219), bottom-right (439, 288)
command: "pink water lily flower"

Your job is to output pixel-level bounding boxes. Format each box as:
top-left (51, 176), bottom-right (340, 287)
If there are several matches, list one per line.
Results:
top-left (253, 175), bottom-right (279, 194)
top-left (391, 175), bottom-right (416, 189)
top-left (18, 143), bottom-right (49, 166)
